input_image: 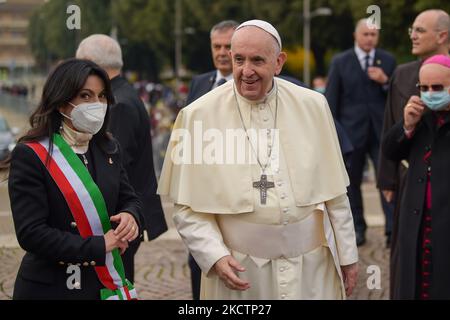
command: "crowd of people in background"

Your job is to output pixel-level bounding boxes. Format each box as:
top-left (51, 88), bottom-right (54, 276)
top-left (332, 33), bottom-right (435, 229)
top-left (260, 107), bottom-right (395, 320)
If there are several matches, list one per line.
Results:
top-left (0, 83), bottom-right (30, 97)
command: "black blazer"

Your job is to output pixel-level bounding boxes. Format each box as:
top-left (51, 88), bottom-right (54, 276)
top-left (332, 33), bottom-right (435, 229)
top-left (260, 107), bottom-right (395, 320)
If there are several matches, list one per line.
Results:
top-left (326, 48), bottom-right (396, 148)
top-left (186, 70), bottom-right (217, 105)
top-left (110, 76), bottom-right (167, 240)
top-left (9, 138), bottom-right (141, 300)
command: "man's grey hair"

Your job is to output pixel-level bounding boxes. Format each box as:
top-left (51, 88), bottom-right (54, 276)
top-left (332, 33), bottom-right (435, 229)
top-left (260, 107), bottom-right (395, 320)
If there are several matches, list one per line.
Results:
top-left (76, 34), bottom-right (123, 70)
top-left (210, 20), bottom-right (239, 38)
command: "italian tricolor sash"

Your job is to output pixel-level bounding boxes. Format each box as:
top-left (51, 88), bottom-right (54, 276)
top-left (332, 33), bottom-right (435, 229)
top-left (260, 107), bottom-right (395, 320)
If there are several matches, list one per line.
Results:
top-left (26, 134), bottom-right (138, 300)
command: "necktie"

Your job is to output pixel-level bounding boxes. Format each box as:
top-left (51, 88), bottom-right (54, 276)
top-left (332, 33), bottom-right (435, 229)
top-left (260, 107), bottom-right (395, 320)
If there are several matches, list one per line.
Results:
top-left (364, 54), bottom-right (370, 73)
top-left (216, 78), bottom-right (227, 87)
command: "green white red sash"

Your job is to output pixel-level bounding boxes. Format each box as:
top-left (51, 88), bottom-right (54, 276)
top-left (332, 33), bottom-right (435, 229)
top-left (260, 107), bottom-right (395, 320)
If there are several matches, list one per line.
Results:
top-left (26, 134), bottom-right (138, 300)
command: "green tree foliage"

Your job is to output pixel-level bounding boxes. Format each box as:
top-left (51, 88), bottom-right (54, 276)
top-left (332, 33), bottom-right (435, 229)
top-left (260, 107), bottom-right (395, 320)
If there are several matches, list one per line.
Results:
top-left (29, 0), bottom-right (112, 68)
top-left (111, 0), bottom-right (174, 79)
top-left (29, 0), bottom-right (449, 80)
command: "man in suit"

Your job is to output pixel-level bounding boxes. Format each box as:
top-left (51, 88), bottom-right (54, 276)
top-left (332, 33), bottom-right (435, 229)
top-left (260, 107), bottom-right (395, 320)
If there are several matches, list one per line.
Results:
top-left (185, 20), bottom-right (239, 300)
top-left (377, 9), bottom-right (449, 299)
top-left (279, 75), bottom-right (354, 167)
top-left (326, 19), bottom-right (396, 247)
top-left (76, 35), bottom-right (168, 282)
top-left (186, 20), bottom-right (239, 105)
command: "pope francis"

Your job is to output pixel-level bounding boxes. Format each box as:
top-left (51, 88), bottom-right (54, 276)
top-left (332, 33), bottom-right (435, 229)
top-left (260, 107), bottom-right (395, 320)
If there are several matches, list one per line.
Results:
top-left (158, 20), bottom-right (359, 300)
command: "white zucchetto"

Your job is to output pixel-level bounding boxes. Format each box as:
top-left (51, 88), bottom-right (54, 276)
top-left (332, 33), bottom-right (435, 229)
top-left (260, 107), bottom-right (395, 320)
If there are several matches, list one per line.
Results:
top-left (236, 19), bottom-right (282, 49)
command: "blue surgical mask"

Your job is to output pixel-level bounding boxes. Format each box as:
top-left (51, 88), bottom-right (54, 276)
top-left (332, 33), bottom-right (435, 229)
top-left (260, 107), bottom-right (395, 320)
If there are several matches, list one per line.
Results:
top-left (314, 87), bottom-right (326, 94)
top-left (421, 89), bottom-right (450, 111)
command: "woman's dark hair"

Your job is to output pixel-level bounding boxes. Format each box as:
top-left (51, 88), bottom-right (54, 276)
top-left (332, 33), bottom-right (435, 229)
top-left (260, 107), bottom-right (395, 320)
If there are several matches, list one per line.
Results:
top-left (0, 58), bottom-right (115, 173)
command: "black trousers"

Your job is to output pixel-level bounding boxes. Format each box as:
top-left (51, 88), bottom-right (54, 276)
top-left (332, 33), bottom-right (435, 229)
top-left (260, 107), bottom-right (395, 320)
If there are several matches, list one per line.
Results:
top-left (188, 253), bottom-right (201, 300)
top-left (347, 131), bottom-right (394, 235)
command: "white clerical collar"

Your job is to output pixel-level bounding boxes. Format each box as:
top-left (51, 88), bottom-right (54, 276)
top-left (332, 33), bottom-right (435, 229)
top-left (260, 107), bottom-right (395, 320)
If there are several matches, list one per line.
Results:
top-left (234, 79), bottom-right (277, 106)
top-left (354, 44), bottom-right (375, 67)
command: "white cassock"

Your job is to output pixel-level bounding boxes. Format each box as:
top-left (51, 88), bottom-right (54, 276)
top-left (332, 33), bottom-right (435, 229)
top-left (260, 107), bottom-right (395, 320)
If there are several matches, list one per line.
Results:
top-left (158, 78), bottom-right (358, 300)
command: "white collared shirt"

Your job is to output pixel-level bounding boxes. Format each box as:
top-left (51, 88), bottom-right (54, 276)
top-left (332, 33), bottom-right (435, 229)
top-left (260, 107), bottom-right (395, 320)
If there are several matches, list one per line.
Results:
top-left (354, 44), bottom-right (375, 71)
top-left (213, 70), bottom-right (233, 89)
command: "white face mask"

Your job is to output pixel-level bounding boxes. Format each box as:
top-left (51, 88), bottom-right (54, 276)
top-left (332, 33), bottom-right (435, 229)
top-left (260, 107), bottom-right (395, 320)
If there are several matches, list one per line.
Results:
top-left (61, 102), bottom-right (107, 134)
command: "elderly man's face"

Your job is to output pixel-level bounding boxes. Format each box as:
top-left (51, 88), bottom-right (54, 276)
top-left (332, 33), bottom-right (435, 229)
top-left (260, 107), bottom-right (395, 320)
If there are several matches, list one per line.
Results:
top-left (419, 63), bottom-right (450, 94)
top-left (230, 27), bottom-right (286, 101)
top-left (211, 28), bottom-right (235, 76)
top-left (354, 24), bottom-right (379, 52)
top-left (419, 63), bottom-right (450, 111)
top-left (410, 12), bottom-right (446, 58)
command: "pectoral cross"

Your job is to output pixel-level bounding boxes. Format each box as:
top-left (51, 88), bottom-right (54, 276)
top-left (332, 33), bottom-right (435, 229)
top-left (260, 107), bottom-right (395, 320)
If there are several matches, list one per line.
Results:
top-left (253, 174), bottom-right (275, 205)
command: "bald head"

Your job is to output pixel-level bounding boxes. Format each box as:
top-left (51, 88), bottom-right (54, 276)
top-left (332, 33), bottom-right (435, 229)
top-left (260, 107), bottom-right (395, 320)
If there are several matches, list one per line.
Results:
top-left (411, 10), bottom-right (450, 58)
top-left (355, 18), bottom-right (379, 33)
top-left (420, 63), bottom-right (450, 86)
top-left (76, 34), bottom-right (123, 72)
top-left (418, 9), bottom-right (450, 36)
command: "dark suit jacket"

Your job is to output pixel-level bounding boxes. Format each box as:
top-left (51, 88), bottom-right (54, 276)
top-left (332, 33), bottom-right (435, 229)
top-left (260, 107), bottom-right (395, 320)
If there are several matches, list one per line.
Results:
top-left (9, 139), bottom-right (141, 299)
top-left (110, 76), bottom-right (167, 240)
top-left (186, 71), bottom-right (217, 105)
top-left (377, 60), bottom-right (421, 190)
top-left (277, 75), bottom-right (308, 88)
top-left (326, 48), bottom-right (396, 149)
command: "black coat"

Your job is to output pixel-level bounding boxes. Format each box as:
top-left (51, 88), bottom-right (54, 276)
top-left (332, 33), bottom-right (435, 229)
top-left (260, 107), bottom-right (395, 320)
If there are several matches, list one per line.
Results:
top-left (376, 60), bottom-right (421, 299)
top-left (110, 76), bottom-right (167, 240)
top-left (383, 113), bottom-right (450, 299)
top-left (378, 60), bottom-right (421, 190)
top-left (9, 139), bottom-right (141, 300)
top-left (326, 48), bottom-right (396, 149)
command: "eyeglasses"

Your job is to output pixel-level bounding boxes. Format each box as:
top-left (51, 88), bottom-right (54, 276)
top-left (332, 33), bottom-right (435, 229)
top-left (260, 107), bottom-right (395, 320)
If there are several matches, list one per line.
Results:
top-left (416, 83), bottom-right (448, 92)
top-left (408, 27), bottom-right (427, 36)
top-left (408, 26), bottom-right (444, 36)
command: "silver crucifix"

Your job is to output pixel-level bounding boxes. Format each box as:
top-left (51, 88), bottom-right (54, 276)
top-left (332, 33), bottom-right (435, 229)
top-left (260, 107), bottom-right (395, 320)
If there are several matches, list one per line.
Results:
top-left (253, 174), bottom-right (275, 205)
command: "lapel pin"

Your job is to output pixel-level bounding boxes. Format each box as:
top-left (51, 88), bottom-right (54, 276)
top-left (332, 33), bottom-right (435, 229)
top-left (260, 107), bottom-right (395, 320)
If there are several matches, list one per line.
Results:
top-left (376, 59), bottom-right (382, 65)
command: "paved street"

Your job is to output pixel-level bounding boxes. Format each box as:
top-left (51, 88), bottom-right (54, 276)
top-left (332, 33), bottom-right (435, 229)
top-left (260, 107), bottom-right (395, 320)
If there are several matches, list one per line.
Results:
top-left (0, 182), bottom-right (390, 300)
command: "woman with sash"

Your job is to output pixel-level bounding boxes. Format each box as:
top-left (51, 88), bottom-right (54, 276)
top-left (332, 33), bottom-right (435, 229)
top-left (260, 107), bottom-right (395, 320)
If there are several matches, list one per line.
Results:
top-left (0, 59), bottom-right (141, 300)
